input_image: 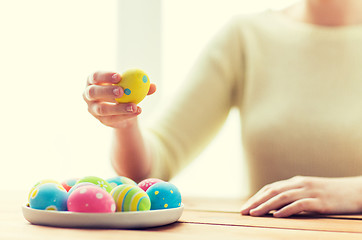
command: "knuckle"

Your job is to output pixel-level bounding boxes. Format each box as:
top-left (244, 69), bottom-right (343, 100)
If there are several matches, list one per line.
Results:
top-left (295, 200), bottom-right (308, 210)
top-left (96, 105), bottom-right (104, 116)
top-left (90, 103), bottom-right (104, 116)
top-left (292, 175), bottom-right (308, 185)
top-left (86, 86), bottom-right (95, 100)
top-left (87, 72), bottom-right (97, 85)
top-left (92, 72), bottom-right (99, 83)
top-left (98, 116), bottom-right (107, 124)
top-left (302, 178), bottom-right (315, 189)
top-left (292, 176), bottom-right (313, 187)
top-left (292, 175), bottom-right (303, 181)
top-left (278, 193), bottom-right (290, 201)
top-left (261, 184), bottom-right (272, 192)
top-left (310, 189), bottom-right (322, 198)
top-left (82, 92), bottom-right (89, 102)
top-left (267, 188), bottom-right (280, 196)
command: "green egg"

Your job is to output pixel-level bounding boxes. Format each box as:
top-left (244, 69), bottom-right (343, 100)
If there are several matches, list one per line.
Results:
top-left (110, 184), bottom-right (151, 212)
top-left (76, 176), bottom-right (113, 193)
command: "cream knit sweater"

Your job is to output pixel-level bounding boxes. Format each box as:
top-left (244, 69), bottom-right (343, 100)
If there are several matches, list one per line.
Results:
top-left (147, 10), bottom-right (362, 194)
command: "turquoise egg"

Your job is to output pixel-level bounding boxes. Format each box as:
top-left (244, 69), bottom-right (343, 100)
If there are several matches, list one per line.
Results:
top-left (29, 183), bottom-right (68, 211)
top-left (106, 176), bottom-right (137, 189)
top-left (146, 182), bottom-right (182, 210)
top-left (27, 179), bottom-right (59, 202)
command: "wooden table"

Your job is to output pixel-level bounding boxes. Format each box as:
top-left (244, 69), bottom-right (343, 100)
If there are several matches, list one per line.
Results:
top-left (1, 191), bottom-right (362, 240)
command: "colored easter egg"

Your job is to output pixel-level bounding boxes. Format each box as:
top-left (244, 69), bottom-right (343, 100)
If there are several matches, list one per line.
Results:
top-left (68, 182), bottom-right (96, 196)
top-left (110, 184), bottom-right (151, 212)
top-left (28, 179), bottom-right (60, 202)
top-left (76, 176), bottom-right (113, 193)
top-left (114, 69), bottom-right (151, 104)
top-left (67, 185), bottom-right (116, 213)
top-left (138, 178), bottom-right (164, 192)
top-left (146, 182), bottom-right (182, 210)
top-left (29, 183), bottom-right (68, 211)
top-left (106, 176), bottom-right (137, 189)
top-left (61, 178), bottom-right (79, 192)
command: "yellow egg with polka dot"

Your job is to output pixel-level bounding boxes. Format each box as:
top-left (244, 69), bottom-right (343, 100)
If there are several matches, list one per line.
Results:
top-left (114, 69), bottom-right (151, 104)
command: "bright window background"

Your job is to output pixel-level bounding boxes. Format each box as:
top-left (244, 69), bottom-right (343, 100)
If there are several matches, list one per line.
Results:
top-left (0, 0), bottom-right (294, 197)
top-left (0, 0), bottom-right (118, 190)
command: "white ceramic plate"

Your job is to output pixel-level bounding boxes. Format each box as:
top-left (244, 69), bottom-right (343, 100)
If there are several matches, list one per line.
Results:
top-left (22, 204), bottom-right (184, 229)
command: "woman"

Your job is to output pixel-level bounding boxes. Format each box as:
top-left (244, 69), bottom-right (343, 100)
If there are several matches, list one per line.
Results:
top-left (83, 0), bottom-right (362, 217)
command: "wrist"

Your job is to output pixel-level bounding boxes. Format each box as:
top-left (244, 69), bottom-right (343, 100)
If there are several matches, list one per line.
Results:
top-left (114, 117), bottom-right (139, 130)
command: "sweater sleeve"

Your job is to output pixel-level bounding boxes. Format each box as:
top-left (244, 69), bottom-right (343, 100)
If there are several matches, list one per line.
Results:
top-left (146, 17), bottom-right (245, 181)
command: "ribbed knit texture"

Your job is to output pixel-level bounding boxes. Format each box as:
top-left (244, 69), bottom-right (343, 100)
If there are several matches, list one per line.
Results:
top-left (147, 10), bottom-right (362, 194)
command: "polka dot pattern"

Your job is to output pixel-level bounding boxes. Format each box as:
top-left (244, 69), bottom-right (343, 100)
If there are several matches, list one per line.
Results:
top-left (67, 185), bottom-right (116, 213)
top-left (27, 176), bottom-right (182, 214)
top-left (45, 205), bottom-right (57, 211)
top-left (146, 182), bottom-right (182, 210)
top-left (138, 178), bottom-right (164, 192)
top-left (142, 75), bottom-right (148, 83)
top-left (29, 183), bottom-right (68, 211)
top-left (114, 69), bottom-right (151, 104)
top-left (124, 88), bottom-right (131, 95)
top-left (68, 182), bottom-right (95, 196)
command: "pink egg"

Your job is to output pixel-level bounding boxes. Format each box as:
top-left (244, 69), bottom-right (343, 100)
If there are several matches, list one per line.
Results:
top-left (68, 182), bottom-right (95, 196)
top-left (67, 185), bottom-right (116, 213)
top-left (138, 178), bottom-right (164, 192)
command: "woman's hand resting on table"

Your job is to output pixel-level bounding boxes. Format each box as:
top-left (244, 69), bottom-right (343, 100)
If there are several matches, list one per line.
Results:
top-left (241, 176), bottom-right (362, 218)
top-left (83, 71), bottom-right (156, 128)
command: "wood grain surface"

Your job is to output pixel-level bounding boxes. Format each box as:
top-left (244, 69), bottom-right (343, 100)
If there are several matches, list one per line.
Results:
top-left (1, 191), bottom-right (361, 240)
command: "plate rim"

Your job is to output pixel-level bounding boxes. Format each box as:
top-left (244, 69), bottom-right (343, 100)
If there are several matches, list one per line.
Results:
top-left (22, 203), bottom-right (184, 229)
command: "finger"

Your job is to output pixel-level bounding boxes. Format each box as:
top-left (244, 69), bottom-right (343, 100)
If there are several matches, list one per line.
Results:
top-left (97, 111), bottom-right (141, 127)
top-left (241, 181), bottom-right (303, 215)
top-left (248, 188), bottom-right (305, 217)
top-left (273, 198), bottom-right (321, 218)
top-left (147, 83), bottom-right (157, 95)
top-left (87, 71), bottom-right (121, 86)
top-left (89, 102), bottom-right (139, 117)
top-left (84, 85), bottom-right (123, 102)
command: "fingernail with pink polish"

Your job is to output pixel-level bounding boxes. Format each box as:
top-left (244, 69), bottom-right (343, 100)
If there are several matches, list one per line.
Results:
top-left (126, 105), bottom-right (134, 112)
top-left (112, 73), bottom-right (120, 83)
top-left (113, 88), bottom-right (121, 97)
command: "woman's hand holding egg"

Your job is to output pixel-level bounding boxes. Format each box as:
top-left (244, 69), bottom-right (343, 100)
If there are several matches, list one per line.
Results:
top-left (83, 69), bottom-right (156, 128)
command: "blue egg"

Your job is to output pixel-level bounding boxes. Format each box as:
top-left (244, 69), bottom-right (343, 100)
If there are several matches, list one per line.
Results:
top-left (106, 176), bottom-right (137, 189)
top-left (146, 182), bottom-right (182, 210)
top-left (29, 183), bottom-right (68, 211)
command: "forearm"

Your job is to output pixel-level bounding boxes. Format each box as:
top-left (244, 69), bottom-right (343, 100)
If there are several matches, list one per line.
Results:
top-left (111, 118), bottom-right (152, 182)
